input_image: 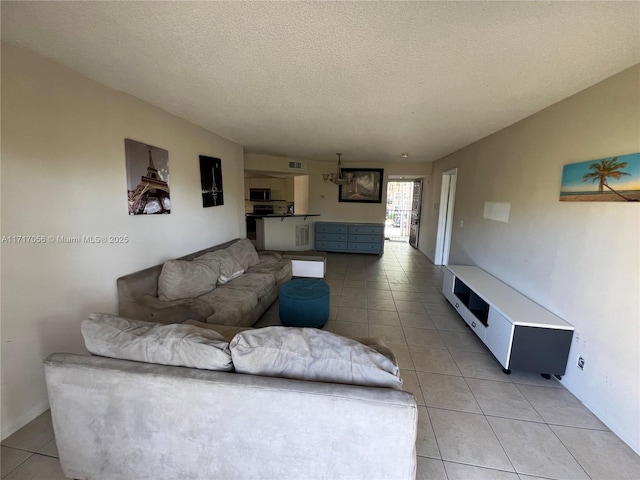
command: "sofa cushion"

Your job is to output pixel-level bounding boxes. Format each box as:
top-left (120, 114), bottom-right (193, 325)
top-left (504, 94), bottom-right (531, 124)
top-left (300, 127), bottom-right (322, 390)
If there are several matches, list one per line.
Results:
top-left (246, 259), bottom-right (292, 283)
top-left (198, 287), bottom-right (259, 326)
top-left (226, 238), bottom-right (260, 270)
top-left (225, 272), bottom-right (276, 298)
top-left (257, 251), bottom-right (283, 264)
top-left (137, 295), bottom-right (214, 323)
top-left (201, 249), bottom-right (245, 284)
top-left (81, 313), bottom-right (233, 371)
top-left (158, 259), bottom-right (218, 301)
top-left (194, 251), bottom-right (224, 274)
top-left (229, 327), bottom-right (402, 389)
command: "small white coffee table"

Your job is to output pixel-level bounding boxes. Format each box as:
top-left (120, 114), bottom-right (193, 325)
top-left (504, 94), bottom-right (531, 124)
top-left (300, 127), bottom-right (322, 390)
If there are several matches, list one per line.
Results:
top-left (282, 252), bottom-right (327, 278)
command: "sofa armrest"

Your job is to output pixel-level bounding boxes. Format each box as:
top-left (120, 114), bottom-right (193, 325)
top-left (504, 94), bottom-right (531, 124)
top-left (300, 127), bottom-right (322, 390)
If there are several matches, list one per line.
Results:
top-left (118, 296), bottom-right (214, 325)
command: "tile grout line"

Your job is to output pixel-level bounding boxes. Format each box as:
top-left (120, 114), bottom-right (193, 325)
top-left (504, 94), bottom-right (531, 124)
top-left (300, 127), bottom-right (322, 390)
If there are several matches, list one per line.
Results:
top-left (546, 423), bottom-right (595, 480)
top-left (459, 372), bottom-right (521, 476)
top-left (0, 448), bottom-right (34, 479)
top-left (414, 292), bottom-right (523, 476)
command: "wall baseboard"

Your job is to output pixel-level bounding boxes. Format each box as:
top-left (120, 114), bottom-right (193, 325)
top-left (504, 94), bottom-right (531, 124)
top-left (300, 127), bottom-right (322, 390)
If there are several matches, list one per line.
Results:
top-left (1, 399), bottom-right (50, 442)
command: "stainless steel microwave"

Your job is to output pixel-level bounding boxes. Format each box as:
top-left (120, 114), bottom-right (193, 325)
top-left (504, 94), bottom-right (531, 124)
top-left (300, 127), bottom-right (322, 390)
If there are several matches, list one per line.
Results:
top-left (249, 188), bottom-right (271, 201)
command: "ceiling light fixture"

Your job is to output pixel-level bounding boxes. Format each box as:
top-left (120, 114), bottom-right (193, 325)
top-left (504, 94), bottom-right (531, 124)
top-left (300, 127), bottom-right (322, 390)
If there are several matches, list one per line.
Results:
top-left (401, 153), bottom-right (409, 158)
top-left (322, 153), bottom-right (354, 186)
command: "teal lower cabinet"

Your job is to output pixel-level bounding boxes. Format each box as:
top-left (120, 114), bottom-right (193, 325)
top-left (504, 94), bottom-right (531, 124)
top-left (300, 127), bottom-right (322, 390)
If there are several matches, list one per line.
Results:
top-left (314, 222), bottom-right (384, 254)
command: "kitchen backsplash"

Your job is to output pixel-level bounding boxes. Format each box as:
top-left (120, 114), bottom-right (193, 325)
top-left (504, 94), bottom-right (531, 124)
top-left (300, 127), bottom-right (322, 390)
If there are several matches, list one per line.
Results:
top-left (245, 200), bottom-right (294, 214)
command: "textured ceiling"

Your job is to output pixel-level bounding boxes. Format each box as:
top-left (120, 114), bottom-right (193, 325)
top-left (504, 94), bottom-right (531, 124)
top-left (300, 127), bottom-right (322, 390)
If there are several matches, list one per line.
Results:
top-left (2, 1), bottom-right (639, 163)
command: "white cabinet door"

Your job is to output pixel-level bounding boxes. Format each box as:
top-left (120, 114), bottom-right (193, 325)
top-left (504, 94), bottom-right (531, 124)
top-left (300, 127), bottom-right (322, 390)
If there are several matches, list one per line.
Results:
top-left (485, 308), bottom-right (514, 368)
top-left (443, 268), bottom-right (486, 341)
top-left (442, 268), bottom-right (457, 305)
top-left (249, 178), bottom-right (271, 189)
top-left (285, 177), bottom-right (295, 202)
top-left (270, 178), bottom-right (286, 200)
top-left (464, 312), bottom-right (487, 341)
top-left (451, 298), bottom-right (469, 323)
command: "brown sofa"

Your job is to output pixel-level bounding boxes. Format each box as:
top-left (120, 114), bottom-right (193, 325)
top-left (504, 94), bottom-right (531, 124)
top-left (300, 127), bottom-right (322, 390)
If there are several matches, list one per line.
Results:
top-left (117, 238), bottom-right (292, 326)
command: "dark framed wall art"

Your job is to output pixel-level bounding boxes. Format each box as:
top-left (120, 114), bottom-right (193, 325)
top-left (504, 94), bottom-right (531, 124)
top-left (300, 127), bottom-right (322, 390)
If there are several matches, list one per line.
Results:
top-left (339, 168), bottom-right (384, 203)
top-left (199, 155), bottom-right (224, 207)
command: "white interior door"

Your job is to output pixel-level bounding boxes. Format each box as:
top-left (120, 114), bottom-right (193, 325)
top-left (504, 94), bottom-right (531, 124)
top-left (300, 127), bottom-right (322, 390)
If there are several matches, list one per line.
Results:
top-left (434, 169), bottom-right (457, 265)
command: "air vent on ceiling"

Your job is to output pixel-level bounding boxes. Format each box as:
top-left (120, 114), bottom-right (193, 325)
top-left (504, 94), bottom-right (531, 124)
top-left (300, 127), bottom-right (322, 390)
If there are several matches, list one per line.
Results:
top-left (288, 161), bottom-right (307, 171)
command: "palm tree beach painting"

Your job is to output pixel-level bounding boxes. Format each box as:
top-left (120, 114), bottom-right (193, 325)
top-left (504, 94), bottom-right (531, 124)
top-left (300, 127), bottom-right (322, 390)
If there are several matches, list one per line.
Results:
top-left (560, 152), bottom-right (640, 202)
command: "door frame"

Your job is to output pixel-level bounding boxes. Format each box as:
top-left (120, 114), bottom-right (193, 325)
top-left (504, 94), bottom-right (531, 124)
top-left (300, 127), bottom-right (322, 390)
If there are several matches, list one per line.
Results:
top-left (409, 179), bottom-right (423, 248)
top-left (434, 168), bottom-right (457, 265)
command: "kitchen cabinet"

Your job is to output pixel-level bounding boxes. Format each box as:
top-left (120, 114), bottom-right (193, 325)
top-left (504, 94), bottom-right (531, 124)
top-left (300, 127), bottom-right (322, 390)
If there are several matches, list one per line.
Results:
top-left (443, 265), bottom-right (574, 376)
top-left (285, 177), bottom-right (295, 202)
top-left (249, 178), bottom-right (271, 189)
top-left (270, 178), bottom-right (286, 200)
top-left (245, 177), bottom-right (295, 202)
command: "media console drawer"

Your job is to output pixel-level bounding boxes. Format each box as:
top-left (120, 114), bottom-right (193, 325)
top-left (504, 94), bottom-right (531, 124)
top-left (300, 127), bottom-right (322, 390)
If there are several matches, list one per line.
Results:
top-left (443, 265), bottom-right (574, 376)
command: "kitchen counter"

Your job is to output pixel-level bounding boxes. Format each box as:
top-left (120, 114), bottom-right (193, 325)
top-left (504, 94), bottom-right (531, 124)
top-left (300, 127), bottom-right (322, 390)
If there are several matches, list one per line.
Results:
top-left (245, 214), bottom-right (320, 218)
top-left (249, 215), bottom-right (320, 251)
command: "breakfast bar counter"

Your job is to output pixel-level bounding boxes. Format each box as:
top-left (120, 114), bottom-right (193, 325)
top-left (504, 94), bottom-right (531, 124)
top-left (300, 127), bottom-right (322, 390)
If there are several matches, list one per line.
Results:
top-left (246, 214), bottom-right (321, 219)
top-left (250, 214), bottom-right (321, 251)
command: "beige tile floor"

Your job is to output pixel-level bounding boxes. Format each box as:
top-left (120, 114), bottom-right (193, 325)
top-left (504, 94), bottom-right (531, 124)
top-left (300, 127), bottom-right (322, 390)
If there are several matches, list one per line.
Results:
top-left (2, 242), bottom-right (639, 479)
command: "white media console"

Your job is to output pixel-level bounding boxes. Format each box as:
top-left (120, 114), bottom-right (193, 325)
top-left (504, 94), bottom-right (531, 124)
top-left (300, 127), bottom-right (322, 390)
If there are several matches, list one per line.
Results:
top-left (442, 265), bottom-right (574, 376)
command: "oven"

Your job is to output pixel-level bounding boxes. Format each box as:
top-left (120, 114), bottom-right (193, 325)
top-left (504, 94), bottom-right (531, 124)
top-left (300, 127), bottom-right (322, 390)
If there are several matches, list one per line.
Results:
top-left (246, 205), bottom-right (274, 240)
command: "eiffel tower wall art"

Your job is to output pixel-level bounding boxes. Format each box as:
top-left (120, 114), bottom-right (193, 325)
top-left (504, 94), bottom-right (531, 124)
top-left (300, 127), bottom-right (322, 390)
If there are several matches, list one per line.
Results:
top-left (125, 139), bottom-right (171, 215)
top-left (199, 155), bottom-right (224, 207)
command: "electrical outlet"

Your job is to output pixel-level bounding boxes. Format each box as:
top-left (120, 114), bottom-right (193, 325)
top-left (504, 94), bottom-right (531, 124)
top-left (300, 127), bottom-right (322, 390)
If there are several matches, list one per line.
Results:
top-left (577, 356), bottom-right (585, 370)
top-left (605, 373), bottom-right (614, 387)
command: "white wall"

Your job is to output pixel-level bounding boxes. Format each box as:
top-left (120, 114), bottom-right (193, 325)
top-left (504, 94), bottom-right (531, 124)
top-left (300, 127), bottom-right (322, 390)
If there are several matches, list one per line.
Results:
top-left (308, 161), bottom-right (432, 224)
top-left (245, 154), bottom-right (432, 231)
top-left (293, 175), bottom-right (309, 214)
top-left (0, 43), bottom-right (246, 438)
top-left (420, 65), bottom-right (640, 453)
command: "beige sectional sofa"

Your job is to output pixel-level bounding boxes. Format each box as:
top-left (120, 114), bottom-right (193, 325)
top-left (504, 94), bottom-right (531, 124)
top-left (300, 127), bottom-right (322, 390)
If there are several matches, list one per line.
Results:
top-left (117, 238), bottom-right (292, 326)
top-left (45, 241), bottom-right (419, 479)
top-left (45, 314), bottom-right (418, 480)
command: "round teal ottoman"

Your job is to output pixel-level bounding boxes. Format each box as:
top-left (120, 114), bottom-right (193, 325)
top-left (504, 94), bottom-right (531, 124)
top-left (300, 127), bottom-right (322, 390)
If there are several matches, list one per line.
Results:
top-left (279, 278), bottom-right (330, 328)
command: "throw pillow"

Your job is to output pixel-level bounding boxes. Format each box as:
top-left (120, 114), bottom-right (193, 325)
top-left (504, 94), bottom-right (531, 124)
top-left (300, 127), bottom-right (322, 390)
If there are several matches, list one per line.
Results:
top-left (226, 238), bottom-right (260, 270)
top-left (82, 313), bottom-right (233, 371)
top-left (194, 252), bottom-right (223, 277)
top-left (229, 327), bottom-right (402, 389)
top-left (158, 259), bottom-right (218, 301)
top-left (204, 249), bottom-right (245, 284)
